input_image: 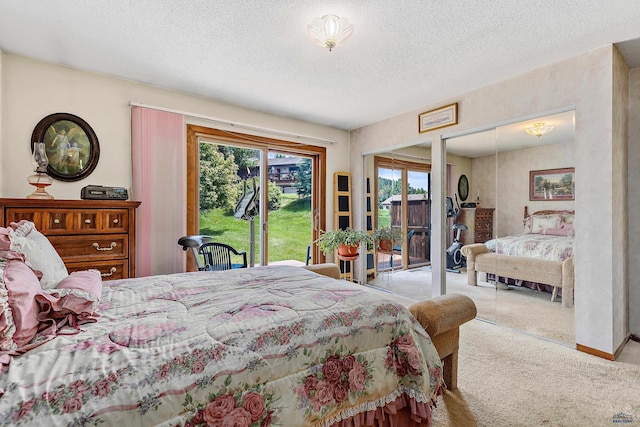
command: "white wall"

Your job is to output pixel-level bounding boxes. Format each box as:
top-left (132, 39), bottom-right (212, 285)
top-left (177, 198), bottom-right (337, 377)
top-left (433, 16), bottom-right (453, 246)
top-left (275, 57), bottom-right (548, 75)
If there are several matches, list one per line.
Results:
top-left (0, 54), bottom-right (352, 201)
top-left (0, 53), bottom-right (350, 231)
top-left (351, 45), bottom-right (628, 356)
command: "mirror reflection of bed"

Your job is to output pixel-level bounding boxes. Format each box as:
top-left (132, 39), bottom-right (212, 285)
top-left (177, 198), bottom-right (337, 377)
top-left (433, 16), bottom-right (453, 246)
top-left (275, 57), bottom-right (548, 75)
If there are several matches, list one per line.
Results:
top-left (363, 111), bottom-right (576, 348)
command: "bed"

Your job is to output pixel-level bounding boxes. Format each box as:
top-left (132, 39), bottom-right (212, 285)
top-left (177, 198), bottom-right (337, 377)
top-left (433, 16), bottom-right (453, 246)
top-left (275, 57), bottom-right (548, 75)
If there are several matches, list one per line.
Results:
top-left (0, 222), bottom-right (476, 427)
top-left (461, 208), bottom-right (575, 308)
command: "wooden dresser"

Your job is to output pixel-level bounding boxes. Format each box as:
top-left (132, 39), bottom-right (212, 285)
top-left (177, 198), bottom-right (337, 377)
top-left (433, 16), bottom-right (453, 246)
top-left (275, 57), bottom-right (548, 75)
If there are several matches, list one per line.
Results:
top-left (0, 198), bottom-right (140, 280)
top-left (460, 207), bottom-right (494, 244)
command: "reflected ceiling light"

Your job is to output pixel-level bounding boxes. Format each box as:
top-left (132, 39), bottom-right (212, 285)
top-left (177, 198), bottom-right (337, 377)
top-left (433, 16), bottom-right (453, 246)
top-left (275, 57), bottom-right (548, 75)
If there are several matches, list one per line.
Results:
top-left (525, 122), bottom-right (554, 138)
top-left (307, 14), bottom-right (354, 51)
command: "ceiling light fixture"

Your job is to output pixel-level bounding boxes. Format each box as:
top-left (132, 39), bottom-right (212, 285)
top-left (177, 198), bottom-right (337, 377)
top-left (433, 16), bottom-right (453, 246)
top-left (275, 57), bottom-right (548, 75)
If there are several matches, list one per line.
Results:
top-left (525, 122), bottom-right (554, 138)
top-left (307, 14), bottom-right (354, 51)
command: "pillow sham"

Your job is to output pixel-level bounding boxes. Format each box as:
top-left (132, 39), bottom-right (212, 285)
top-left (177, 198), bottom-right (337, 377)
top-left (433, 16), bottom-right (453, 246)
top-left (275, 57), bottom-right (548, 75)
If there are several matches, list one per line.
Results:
top-left (0, 259), bottom-right (17, 352)
top-left (530, 215), bottom-right (562, 234)
top-left (48, 269), bottom-right (103, 316)
top-left (8, 221), bottom-right (68, 289)
top-left (4, 258), bottom-right (43, 348)
top-left (540, 227), bottom-right (571, 237)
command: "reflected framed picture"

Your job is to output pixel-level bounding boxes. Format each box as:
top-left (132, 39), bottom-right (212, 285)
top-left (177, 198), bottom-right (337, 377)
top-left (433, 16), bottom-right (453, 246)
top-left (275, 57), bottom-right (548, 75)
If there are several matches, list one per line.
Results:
top-left (418, 103), bottom-right (458, 133)
top-left (31, 112), bottom-right (100, 182)
top-left (529, 167), bottom-right (575, 201)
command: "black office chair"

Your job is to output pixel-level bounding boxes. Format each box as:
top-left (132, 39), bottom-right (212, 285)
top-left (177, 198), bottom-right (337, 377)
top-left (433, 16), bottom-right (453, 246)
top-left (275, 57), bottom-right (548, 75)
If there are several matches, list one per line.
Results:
top-left (178, 236), bottom-right (247, 271)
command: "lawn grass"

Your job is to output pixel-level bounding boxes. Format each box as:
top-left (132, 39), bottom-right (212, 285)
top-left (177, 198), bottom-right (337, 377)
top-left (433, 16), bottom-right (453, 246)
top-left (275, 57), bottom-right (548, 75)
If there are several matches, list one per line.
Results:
top-left (199, 193), bottom-right (312, 263)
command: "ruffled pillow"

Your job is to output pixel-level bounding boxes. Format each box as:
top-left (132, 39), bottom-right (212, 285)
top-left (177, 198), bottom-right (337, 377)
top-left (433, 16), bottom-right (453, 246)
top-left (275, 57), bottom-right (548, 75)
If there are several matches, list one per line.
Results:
top-left (9, 221), bottom-right (68, 289)
top-left (47, 270), bottom-right (103, 316)
top-left (4, 258), bottom-right (43, 348)
top-left (0, 259), bottom-right (17, 353)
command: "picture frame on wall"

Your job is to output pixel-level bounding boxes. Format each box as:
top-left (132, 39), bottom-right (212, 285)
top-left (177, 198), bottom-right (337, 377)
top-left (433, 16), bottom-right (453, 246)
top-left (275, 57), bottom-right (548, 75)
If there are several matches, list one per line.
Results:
top-left (31, 112), bottom-right (100, 182)
top-left (529, 167), bottom-right (575, 201)
top-left (418, 103), bottom-right (458, 133)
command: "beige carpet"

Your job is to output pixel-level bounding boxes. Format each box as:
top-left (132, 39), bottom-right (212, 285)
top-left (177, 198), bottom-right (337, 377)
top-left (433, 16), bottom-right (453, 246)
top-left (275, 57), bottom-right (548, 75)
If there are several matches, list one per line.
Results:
top-left (430, 320), bottom-right (640, 426)
top-left (361, 277), bottom-right (640, 426)
top-left (368, 267), bottom-right (575, 346)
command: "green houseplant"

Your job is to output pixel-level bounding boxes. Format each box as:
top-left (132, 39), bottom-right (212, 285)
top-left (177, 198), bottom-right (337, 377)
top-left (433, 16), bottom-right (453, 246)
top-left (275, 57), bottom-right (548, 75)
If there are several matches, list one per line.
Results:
top-left (314, 228), bottom-right (373, 258)
top-left (374, 226), bottom-right (405, 251)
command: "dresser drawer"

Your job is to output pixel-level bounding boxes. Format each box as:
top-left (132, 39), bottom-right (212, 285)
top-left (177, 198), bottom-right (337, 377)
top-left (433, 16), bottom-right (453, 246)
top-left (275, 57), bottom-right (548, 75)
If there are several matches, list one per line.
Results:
top-left (474, 231), bottom-right (492, 243)
top-left (66, 259), bottom-right (128, 281)
top-left (475, 220), bottom-right (492, 231)
top-left (476, 210), bottom-right (493, 221)
top-left (5, 208), bottom-right (129, 235)
top-left (4, 208), bottom-right (44, 228)
top-left (49, 234), bottom-right (128, 261)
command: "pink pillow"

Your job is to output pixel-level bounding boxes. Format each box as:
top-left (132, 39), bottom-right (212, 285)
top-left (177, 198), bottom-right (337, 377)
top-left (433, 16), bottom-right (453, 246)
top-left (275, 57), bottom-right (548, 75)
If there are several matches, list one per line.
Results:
top-left (0, 258), bottom-right (17, 352)
top-left (4, 259), bottom-right (43, 348)
top-left (541, 228), bottom-right (569, 236)
top-left (49, 270), bottom-right (103, 315)
top-left (0, 227), bottom-right (11, 251)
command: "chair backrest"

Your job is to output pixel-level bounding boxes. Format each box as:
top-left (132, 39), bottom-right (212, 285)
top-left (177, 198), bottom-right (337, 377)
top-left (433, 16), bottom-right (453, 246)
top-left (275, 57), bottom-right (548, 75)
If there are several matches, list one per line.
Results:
top-left (178, 235), bottom-right (214, 270)
top-left (198, 242), bottom-right (247, 271)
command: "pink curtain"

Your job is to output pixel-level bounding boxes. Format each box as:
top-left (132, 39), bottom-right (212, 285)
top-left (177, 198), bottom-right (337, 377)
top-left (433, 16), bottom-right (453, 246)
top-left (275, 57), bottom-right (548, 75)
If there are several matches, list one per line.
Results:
top-left (131, 106), bottom-right (185, 276)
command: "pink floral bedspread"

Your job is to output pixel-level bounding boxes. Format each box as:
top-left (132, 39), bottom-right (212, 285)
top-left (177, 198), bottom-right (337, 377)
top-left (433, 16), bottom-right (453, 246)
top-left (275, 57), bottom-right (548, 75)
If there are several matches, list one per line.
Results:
top-left (0, 265), bottom-right (443, 426)
top-left (485, 234), bottom-right (574, 261)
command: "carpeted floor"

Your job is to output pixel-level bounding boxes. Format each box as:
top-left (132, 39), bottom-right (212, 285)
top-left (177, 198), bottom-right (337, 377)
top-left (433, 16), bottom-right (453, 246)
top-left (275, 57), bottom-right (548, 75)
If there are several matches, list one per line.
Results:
top-left (430, 320), bottom-right (640, 426)
top-left (362, 272), bottom-right (640, 426)
top-left (367, 266), bottom-right (575, 346)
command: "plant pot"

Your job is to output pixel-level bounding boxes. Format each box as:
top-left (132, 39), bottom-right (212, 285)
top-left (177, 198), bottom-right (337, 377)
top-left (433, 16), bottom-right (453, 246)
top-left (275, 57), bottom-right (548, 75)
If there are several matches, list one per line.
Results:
top-left (338, 244), bottom-right (359, 258)
top-left (378, 239), bottom-right (393, 252)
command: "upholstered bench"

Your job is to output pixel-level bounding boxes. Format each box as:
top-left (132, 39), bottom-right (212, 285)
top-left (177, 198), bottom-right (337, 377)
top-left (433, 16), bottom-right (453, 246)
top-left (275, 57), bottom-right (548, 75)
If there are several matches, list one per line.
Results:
top-left (462, 243), bottom-right (575, 308)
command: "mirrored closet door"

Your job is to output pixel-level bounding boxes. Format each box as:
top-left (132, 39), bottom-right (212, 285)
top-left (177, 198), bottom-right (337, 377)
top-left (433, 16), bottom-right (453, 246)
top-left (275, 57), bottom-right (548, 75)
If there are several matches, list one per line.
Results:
top-left (493, 111), bottom-right (575, 346)
top-left (443, 111), bottom-right (575, 346)
top-left (444, 129), bottom-right (498, 324)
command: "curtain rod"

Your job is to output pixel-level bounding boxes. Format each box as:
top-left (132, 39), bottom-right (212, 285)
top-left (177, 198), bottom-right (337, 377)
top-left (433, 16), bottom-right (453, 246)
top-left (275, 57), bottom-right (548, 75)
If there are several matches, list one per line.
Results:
top-left (129, 102), bottom-right (337, 145)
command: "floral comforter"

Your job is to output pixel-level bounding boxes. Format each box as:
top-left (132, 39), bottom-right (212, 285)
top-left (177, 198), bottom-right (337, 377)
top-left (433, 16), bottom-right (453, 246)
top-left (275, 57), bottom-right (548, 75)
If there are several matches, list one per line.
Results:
top-left (485, 234), bottom-right (574, 262)
top-left (0, 265), bottom-right (443, 426)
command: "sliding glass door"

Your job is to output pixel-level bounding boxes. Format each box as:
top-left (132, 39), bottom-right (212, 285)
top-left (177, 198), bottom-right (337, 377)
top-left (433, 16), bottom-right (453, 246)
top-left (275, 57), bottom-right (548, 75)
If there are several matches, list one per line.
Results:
top-left (374, 156), bottom-right (431, 273)
top-left (186, 125), bottom-right (326, 269)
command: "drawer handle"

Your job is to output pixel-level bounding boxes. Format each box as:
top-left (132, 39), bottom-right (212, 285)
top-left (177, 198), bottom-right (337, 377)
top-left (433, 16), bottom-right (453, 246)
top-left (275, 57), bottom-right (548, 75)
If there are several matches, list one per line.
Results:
top-left (101, 267), bottom-right (117, 277)
top-left (85, 219), bottom-right (92, 224)
top-left (92, 242), bottom-right (117, 251)
top-left (113, 218), bottom-right (119, 224)
top-left (53, 219), bottom-right (60, 224)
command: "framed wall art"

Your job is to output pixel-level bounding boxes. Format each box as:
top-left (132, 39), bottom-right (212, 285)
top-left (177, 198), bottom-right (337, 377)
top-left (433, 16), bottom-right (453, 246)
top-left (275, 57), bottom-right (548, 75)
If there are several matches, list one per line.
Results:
top-left (529, 167), bottom-right (575, 201)
top-left (31, 112), bottom-right (100, 182)
top-left (418, 103), bottom-right (458, 133)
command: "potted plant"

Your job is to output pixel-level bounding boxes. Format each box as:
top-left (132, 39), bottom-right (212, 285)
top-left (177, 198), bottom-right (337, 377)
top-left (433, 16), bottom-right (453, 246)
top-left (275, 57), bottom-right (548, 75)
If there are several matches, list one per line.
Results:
top-left (314, 228), bottom-right (373, 258)
top-left (374, 226), bottom-right (405, 252)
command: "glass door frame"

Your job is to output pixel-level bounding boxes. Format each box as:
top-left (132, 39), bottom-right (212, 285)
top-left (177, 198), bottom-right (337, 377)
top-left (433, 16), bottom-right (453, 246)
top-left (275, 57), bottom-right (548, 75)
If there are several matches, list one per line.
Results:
top-left (374, 155), bottom-right (431, 271)
top-left (185, 124), bottom-right (327, 270)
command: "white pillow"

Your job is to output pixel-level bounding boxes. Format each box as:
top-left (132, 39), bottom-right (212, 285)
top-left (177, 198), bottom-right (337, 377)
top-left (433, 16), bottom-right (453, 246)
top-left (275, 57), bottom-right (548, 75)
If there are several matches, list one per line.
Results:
top-left (530, 215), bottom-right (561, 234)
top-left (9, 221), bottom-right (68, 289)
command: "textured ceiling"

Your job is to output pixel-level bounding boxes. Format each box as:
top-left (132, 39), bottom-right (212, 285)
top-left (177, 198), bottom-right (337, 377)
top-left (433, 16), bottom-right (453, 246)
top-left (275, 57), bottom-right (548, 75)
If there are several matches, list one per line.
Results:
top-left (1, 1), bottom-right (640, 130)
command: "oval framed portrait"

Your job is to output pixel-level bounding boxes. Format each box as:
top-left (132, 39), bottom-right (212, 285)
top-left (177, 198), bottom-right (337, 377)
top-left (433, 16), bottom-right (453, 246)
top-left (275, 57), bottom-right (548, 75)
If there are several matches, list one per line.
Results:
top-left (457, 174), bottom-right (469, 201)
top-left (31, 112), bottom-right (100, 182)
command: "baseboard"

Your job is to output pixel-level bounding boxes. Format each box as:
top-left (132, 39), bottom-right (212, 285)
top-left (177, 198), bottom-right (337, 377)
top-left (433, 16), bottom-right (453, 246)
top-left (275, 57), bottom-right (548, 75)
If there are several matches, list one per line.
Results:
top-left (576, 343), bottom-right (615, 361)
